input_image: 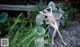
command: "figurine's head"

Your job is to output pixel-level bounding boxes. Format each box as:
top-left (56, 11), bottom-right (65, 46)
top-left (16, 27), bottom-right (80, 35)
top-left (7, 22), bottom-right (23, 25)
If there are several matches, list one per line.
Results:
top-left (39, 7), bottom-right (52, 14)
top-left (39, 7), bottom-right (55, 22)
top-left (39, 7), bottom-right (53, 18)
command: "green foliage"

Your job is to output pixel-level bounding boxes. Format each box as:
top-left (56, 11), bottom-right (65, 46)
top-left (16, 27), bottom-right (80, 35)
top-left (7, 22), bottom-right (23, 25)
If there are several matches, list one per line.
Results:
top-left (56, 3), bottom-right (76, 29)
top-left (5, 2), bottom-right (48, 47)
top-left (0, 12), bottom-right (8, 23)
top-left (28, 1), bottom-right (46, 20)
top-left (7, 13), bottom-right (36, 47)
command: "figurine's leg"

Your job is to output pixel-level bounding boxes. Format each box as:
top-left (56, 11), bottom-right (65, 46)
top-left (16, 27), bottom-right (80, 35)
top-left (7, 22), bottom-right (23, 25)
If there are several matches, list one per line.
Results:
top-left (52, 29), bottom-right (56, 45)
top-left (57, 29), bottom-right (67, 45)
top-left (48, 22), bottom-right (57, 45)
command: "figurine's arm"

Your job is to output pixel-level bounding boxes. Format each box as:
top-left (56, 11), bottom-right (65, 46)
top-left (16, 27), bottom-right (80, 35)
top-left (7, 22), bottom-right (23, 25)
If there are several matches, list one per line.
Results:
top-left (55, 13), bottom-right (63, 21)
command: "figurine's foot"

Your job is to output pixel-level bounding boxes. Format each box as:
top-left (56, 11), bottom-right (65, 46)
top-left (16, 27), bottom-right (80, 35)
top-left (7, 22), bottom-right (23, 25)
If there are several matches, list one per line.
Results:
top-left (63, 42), bottom-right (67, 45)
top-left (52, 42), bottom-right (55, 45)
top-left (52, 40), bottom-right (55, 45)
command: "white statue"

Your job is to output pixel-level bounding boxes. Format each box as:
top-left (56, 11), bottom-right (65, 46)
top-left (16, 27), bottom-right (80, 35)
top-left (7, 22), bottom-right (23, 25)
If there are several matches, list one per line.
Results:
top-left (39, 7), bottom-right (67, 45)
top-left (35, 1), bottom-right (66, 46)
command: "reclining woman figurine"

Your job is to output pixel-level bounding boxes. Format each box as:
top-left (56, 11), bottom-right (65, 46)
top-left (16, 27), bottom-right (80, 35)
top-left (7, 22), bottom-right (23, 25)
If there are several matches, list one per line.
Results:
top-left (39, 7), bottom-right (67, 45)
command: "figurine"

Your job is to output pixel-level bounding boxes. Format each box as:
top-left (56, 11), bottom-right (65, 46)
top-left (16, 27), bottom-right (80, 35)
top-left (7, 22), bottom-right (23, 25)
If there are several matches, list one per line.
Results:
top-left (39, 7), bottom-right (67, 45)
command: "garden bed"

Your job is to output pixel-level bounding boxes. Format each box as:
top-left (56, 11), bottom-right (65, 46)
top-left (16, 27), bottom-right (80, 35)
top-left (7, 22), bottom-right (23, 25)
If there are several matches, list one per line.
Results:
top-left (0, 1), bottom-right (79, 47)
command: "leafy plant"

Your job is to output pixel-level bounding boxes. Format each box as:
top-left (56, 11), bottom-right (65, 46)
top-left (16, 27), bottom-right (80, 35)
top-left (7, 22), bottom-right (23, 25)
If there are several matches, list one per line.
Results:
top-left (56, 3), bottom-right (77, 29)
top-left (28, 1), bottom-right (46, 21)
top-left (7, 2), bottom-right (48, 47)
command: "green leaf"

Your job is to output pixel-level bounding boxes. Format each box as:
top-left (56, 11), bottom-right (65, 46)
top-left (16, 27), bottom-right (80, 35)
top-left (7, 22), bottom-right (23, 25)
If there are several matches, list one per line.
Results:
top-left (0, 12), bottom-right (8, 23)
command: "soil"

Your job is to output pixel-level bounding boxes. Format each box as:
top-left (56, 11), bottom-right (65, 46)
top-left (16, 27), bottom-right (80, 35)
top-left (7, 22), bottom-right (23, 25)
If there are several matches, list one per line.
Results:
top-left (49, 21), bottom-right (80, 47)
